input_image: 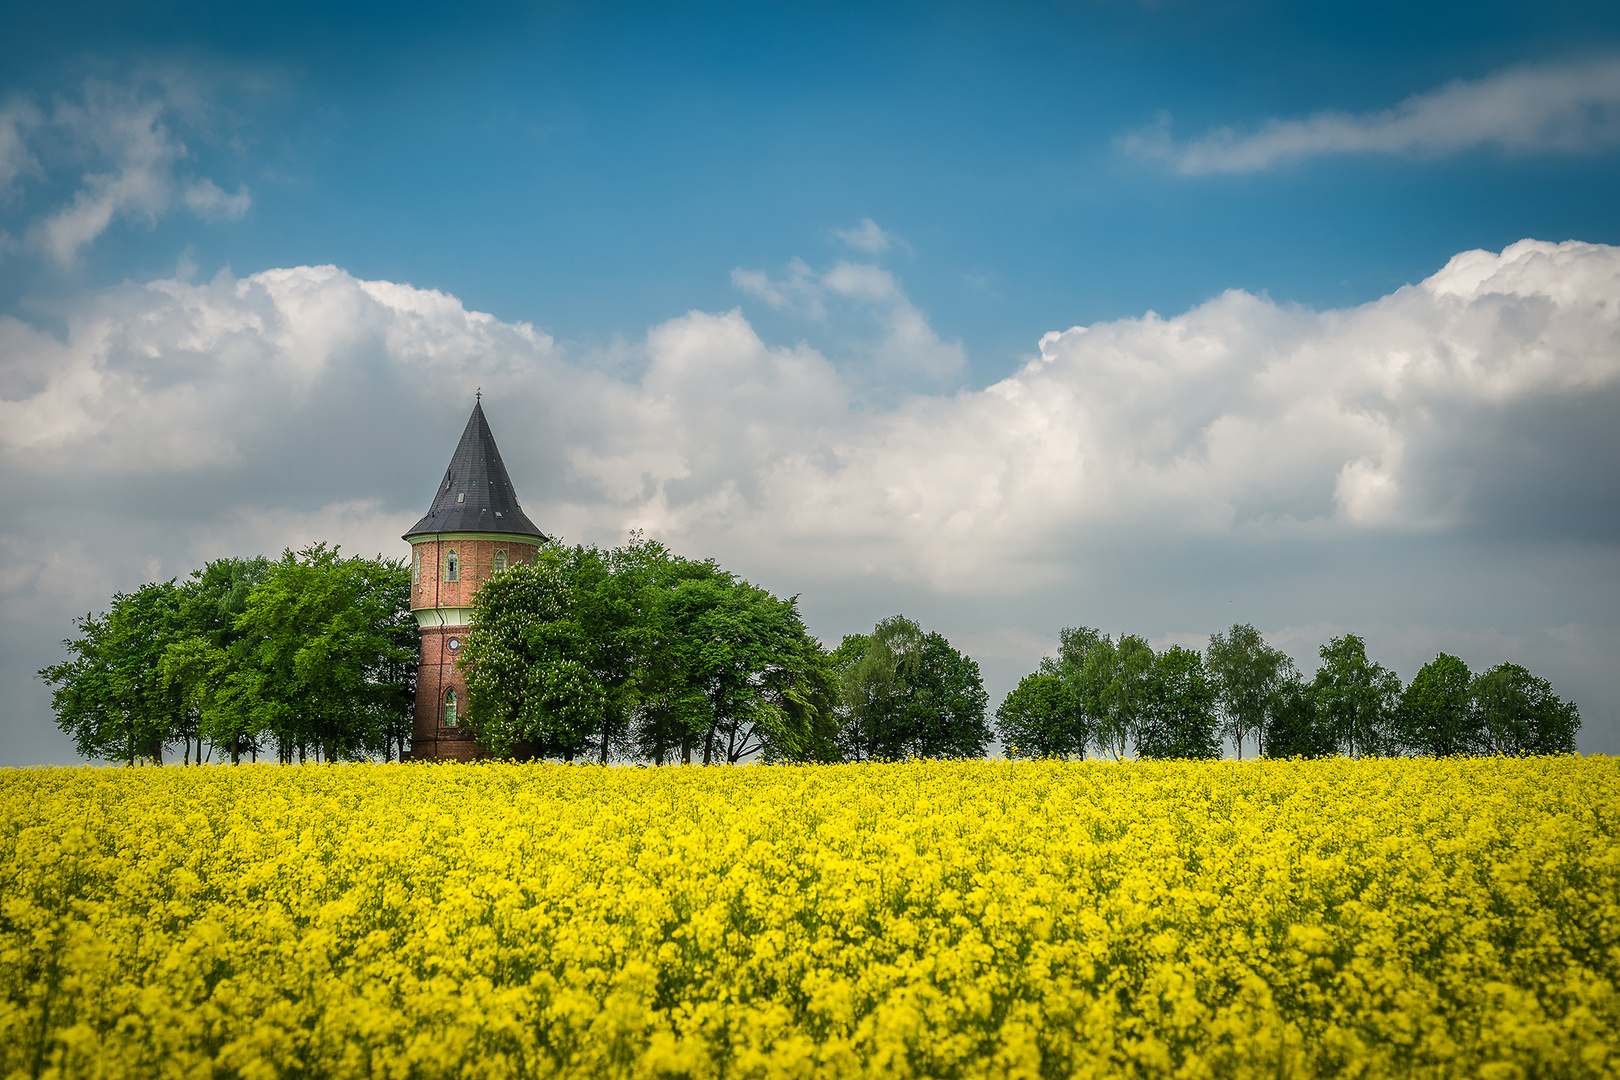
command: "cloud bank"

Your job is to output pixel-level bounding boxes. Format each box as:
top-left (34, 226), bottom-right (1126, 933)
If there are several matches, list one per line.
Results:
top-left (3, 239), bottom-right (1617, 760)
top-left (1125, 56), bottom-right (1620, 173)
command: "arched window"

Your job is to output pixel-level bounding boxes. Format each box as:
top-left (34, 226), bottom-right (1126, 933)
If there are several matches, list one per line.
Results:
top-left (444, 688), bottom-right (458, 727)
top-left (446, 549), bottom-right (459, 582)
top-left (494, 549), bottom-right (507, 573)
top-left (412, 549), bottom-right (421, 584)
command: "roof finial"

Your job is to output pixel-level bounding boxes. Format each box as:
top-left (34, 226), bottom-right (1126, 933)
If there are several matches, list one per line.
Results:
top-left (476, 386), bottom-right (482, 403)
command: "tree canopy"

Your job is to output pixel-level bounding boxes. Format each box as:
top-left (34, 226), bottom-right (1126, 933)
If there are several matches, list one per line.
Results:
top-left (42, 548), bottom-right (415, 765)
top-left (460, 538), bottom-right (838, 765)
top-left (832, 616), bottom-right (990, 761)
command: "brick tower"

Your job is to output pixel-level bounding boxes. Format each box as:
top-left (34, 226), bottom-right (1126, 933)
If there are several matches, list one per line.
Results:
top-left (403, 400), bottom-right (547, 761)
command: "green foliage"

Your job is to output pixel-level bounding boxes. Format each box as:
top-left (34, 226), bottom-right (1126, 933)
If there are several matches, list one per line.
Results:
top-left (994, 673), bottom-right (1080, 759)
top-left (461, 538), bottom-right (836, 765)
top-left (42, 549), bottom-right (415, 765)
top-left (1263, 677), bottom-right (1336, 758)
top-left (1136, 645), bottom-right (1220, 759)
top-left (231, 545), bottom-right (418, 763)
top-left (1398, 653), bottom-right (1479, 757)
top-left (1312, 634), bottom-right (1402, 758)
top-left (39, 581), bottom-right (186, 765)
top-left (1472, 663), bottom-right (1580, 756)
top-left (1205, 623), bottom-right (1295, 758)
top-left (1076, 634), bottom-right (1156, 762)
top-left (834, 616), bottom-right (990, 761)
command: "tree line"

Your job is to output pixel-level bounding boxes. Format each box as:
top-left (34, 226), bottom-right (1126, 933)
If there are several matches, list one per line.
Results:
top-left (995, 624), bottom-right (1581, 761)
top-left (40, 546), bottom-right (417, 765)
top-left (41, 538), bottom-right (1581, 765)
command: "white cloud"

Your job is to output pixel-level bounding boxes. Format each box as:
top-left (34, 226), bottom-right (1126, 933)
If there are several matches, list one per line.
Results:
top-left (183, 178), bottom-right (251, 221)
top-left (835, 217), bottom-right (892, 253)
top-left (0, 100), bottom-right (42, 195)
top-left (4, 239), bottom-right (1619, 759)
top-left (0, 79), bottom-right (252, 265)
top-left (732, 256), bottom-right (966, 388)
top-left (1124, 55), bottom-right (1620, 173)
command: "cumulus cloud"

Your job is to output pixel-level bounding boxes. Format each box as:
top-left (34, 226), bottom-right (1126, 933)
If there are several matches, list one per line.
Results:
top-left (4, 239), bottom-right (1619, 760)
top-left (835, 218), bottom-right (892, 254)
top-left (0, 79), bottom-right (251, 265)
top-left (733, 255), bottom-right (966, 388)
top-left (1123, 55), bottom-right (1620, 173)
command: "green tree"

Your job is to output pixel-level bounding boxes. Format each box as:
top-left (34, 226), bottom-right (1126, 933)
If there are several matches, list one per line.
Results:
top-left (1397, 653), bottom-right (1479, 757)
top-left (1036, 626), bottom-right (1111, 757)
top-left (995, 673), bottom-right (1081, 758)
top-left (233, 545), bottom-right (417, 763)
top-left (160, 557), bottom-right (275, 764)
top-left (460, 548), bottom-right (608, 760)
top-left (1472, 663), bottom-right (1580, 755)
top-left (1312, 634), bottom-right (1401, 758)
top-left (462, 538), bottom-right (835, 765)
top-left (40, 581), bottom-right (188, 765)
top-left (1084, 635), bottom-right (1156, 761)
top-left (1205, 623), bottom-right (1293, 758)
top-left (834, 616), bottom-right (990, 760)
top-left (1263, 676), bottom-right (1335, 758)
top-left (1136, 645), bottom-right (1220, 759)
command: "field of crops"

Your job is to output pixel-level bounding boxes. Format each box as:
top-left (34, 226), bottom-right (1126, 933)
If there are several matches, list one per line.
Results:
top-left (1, 757), bottom-right (1616, 1080)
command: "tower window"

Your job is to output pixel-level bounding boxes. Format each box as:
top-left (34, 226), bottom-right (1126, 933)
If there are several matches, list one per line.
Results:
top-left (446, 549), bottom-right (459, 581)
top-left (412, 550), bottom-right (421, 584)
top-left (494, 550), bottom-right (507, 572)
top-left (444, 689), bottom-right (458, 727)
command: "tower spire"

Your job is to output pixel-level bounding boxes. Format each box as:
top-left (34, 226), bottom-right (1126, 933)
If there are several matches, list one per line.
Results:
top-left (403, 401), bottom-right (547, 541)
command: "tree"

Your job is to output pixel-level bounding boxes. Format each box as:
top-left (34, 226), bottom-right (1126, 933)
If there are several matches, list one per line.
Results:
top-left (233, 545), bottom-right (417, 763)
top-left (40, 581), bottom-right (188, 765)
top-left (1205, 624), bottom-right (1293, 758)
top-left (1397, 653), bottom-right (1479, 757)
top-left (1472, 663), bottom-right (1580, 755)
top-left (834, 616), bottom-right (990, 760)
top-left (460, 548), bottom-right (611, 760)
top-left (1136, 645), bottom-right (1220, 759)
top-left (161, 557), bottom-right (275, 764)
top-left (1312, 634), bottom-right (1401, 758)
top-left (995, 674), bottom-right (1081, 759)
top-left (462, 538), bottom-right (836, 765)
top-left (1083, 635), bottom-right (1157, 761)
top-left (1263, 676), bottom-right (1335, 758)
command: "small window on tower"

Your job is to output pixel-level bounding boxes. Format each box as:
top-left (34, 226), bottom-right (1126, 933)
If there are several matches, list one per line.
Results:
top-left (412, 550), bottom-right (421, 584)
top-left (494, 550), bottom-right (507, 572)
top-left (444, 689), bottom-right (458, 727)
top-left (446, 549), bottom-right (459, 582)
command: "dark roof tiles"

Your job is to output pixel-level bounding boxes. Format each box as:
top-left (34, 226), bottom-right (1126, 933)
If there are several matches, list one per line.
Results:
top-left (403, 402), bottom-right (548, 541)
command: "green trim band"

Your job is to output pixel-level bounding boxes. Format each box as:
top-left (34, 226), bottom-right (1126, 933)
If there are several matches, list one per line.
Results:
top-left (404, 532), bottom-right (548, 546)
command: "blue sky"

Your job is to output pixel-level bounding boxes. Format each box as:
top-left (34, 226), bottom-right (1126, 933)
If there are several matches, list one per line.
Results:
top-left (3, 0), bottom-right (1619, 762)
top-left (7, 0), bottom-right (1620, 371)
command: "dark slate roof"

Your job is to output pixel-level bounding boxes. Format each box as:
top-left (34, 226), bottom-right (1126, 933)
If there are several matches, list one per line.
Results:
top-left (403, 402), bottom-right (549, 541)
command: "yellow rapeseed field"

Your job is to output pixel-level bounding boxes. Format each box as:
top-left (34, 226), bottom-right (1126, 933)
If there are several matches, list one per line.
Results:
top-left (1, 757), bottom-right (1616, 1080)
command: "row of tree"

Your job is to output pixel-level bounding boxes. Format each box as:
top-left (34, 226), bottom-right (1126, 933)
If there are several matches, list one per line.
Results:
top-left (41, 546), bottom-right (417, 765)
top-left (41, 538), bottom-right (1581, 765)
top-left (995, 623), bottom-right (1581, 761)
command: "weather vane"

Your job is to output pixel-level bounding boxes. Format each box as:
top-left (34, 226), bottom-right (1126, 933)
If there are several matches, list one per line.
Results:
top-left (476, 387), bottom-right (481, 402)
